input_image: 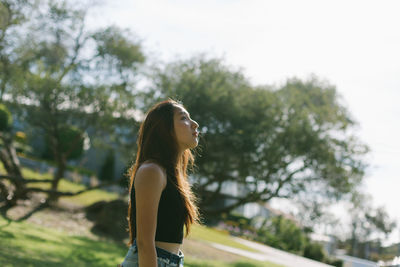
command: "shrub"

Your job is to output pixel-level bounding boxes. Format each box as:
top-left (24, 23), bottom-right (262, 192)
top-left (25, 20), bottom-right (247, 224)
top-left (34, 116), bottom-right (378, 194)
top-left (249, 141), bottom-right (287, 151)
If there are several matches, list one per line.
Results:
top-left (325, 258), bottom-right (343, 267)
top-left (0, 104), bottom-right (12, 131)
top-left (98, 149), bottom-right (115, 181)
top-left (15, 131), bottom-right (27, 144)
top-left (43, 125), bottom-right (85, 160)
top-left (254, 215), bottom-right (308, 254)
top-left (303, 242), bottom-right (325, 262)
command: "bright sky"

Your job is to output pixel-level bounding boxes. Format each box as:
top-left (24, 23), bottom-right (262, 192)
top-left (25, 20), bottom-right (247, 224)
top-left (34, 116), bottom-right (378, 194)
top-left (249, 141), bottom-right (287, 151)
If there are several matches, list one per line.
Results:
top-left (88, 0), bottom-right (400, 244)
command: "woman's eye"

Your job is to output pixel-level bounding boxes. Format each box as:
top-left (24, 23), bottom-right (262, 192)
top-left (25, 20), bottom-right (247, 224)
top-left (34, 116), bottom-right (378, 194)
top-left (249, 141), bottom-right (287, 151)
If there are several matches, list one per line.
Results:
top-left (181, 116), bottom-right (187, 120)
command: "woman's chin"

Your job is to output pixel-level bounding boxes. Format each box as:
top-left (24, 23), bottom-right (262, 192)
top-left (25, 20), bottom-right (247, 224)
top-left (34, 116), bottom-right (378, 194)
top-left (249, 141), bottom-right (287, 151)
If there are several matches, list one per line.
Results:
top-left (190, 140), bottom-right (199, 149)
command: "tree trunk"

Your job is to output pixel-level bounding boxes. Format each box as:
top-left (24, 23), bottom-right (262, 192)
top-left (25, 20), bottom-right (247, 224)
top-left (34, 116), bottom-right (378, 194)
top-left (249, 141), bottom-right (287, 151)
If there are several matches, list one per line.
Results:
top-left (350, 222), bottom-right (358, 256)
top-left (0, 180), bottom-right (9, 202)
top-left (47, 152), bottom-right (66, 203)
top-left (0, 133), bottom-right (26, 206)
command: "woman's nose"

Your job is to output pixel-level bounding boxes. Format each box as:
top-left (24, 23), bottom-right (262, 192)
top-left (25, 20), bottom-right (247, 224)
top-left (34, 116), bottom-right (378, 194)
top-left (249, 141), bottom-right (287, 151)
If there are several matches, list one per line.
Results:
top-left (191, 120), bottom-right (199, 129)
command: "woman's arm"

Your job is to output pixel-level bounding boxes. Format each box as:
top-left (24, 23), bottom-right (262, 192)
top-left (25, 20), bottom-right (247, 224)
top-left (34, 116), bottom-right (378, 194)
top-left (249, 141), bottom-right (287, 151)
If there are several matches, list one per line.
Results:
top-left (134, 163), bottom-right (167, 267)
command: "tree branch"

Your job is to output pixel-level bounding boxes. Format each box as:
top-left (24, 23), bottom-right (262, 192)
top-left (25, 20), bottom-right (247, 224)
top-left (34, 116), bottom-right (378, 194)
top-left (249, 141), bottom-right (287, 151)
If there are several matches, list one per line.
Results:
top-left (55, 20), bottom-right (87, 85)
top-left (202, 163), bottom-right (310, 215)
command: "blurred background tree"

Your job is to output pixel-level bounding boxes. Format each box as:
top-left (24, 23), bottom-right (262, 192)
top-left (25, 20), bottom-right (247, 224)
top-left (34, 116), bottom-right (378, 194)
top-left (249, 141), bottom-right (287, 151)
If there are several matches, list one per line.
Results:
top-left (2, 0), bottom-right (145, 203)
top-left (145, 56), bottom-right (369, 217)
top-left (0, 0), bottom-right (37, 206)
top-left (346, 192), bottom-right (397, 259)
top-left (42, 125), bottom-right (86, 161)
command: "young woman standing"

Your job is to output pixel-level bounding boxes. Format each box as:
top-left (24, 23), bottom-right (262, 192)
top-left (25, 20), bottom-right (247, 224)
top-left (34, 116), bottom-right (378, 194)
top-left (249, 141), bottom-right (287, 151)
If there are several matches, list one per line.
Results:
top-left (120, 99), bottom-right (200, 267)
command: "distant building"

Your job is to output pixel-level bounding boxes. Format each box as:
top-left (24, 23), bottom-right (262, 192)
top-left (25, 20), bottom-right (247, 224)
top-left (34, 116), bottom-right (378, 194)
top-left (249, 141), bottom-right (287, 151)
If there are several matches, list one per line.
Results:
top-left (335, 254), bottom-right (379, 267)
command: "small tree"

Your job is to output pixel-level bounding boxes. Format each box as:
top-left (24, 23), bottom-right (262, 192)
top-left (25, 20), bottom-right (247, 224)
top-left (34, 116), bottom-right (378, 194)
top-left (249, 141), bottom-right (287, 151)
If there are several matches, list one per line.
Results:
top-left (257, 215), bottom-right (307, 253)
top-left (99, 149), bottom-right (115, 182)
top-left (43, 125), bottom-right (86, 161)
top-left (304, 243), bottom-right (325, 262)
top-left (6, 0), bottom-right (145, 203)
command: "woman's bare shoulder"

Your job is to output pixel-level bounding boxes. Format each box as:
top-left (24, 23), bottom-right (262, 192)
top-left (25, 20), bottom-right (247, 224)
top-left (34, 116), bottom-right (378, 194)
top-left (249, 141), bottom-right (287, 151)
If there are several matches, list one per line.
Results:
top-left (134, 161), bottom-right (167, 190)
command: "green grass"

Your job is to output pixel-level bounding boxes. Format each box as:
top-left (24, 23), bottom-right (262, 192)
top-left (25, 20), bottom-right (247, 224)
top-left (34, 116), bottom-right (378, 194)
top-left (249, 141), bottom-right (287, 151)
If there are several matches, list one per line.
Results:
top-left (20, 167), bottom-right (119, 206)
top-left (0, 216), bottom-right (282, 267)
top-left (58, 179), bottom-right (120, 206)
top-left (185, 258), bottom-right (281, 267)
top-left (1, 165), bottom-right (283, 266)
top-left (0, 215), bottom-right (126, 266)
top-left (190, 224), bottom-right (260, 253)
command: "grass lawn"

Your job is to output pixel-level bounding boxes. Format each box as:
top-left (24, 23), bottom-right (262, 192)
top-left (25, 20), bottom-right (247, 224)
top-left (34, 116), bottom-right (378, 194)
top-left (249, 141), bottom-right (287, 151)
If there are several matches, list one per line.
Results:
top-left (189, 224), bottom-right (260, 253)
top-left (0, 166), bottom-right (283, 266)
top-left (20, 167), bottom-right (120, 206)
top-left (0, 215), bottom-right (282, 266)
top-left (0, 215), bottom-right (126, 266)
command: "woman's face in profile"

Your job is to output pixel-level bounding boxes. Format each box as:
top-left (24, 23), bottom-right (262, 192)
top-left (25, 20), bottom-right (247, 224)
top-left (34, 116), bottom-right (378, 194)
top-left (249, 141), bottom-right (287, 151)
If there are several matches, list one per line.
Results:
top-left (173, 105), bottom-right (199, 151)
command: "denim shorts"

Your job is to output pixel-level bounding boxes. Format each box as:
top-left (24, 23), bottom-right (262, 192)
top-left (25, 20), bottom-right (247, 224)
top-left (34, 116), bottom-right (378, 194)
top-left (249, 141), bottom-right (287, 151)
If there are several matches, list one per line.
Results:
top-left (120, 240), bottom-right (184, 267)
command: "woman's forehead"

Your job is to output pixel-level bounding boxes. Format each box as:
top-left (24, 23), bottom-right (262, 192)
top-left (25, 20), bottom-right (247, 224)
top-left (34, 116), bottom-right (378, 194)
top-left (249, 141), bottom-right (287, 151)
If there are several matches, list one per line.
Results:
top-left (173, 105), bottom-right (189, 115)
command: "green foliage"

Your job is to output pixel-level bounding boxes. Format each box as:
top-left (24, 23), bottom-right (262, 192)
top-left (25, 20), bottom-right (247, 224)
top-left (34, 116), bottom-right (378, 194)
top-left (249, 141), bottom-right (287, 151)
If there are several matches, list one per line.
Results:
top-left (14, 131), bottom-right (32, 154)
top-left (346, 192), bottom-right (397, 259)
top-left (43, 125), bottom-right (84, 160)
top-left (0, 104), bottom-right (12, 131)
top-left (14, 131), bottom-right (26, 143)
top-left (323, 258), bottom-right (343, 267)
top-left (215, 212), bottom-right (257, 238)
top-left (0, 0), bottom-right (35, 43)
top-left (98, 149), bottom-right (115, 181)
top-left (147, 56), bottom-right (368, 215)
top-left (3, 0), bottom-right (144, 194)
top-left (256, 216), bottom-right (307, 253)
top-left (364, 206), bottom-right (397, 236)
top-left (303, 242), bottom-right (325, 262)
top-left (93, 26), bottom-right (145, 72)
top-left (244, 214), bottom-right (339, 265)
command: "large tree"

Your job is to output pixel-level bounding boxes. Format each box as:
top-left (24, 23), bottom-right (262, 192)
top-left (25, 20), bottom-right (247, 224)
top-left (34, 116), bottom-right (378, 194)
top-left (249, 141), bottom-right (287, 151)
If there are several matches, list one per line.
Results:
top-left (0, 0), bottom-right (38, 206)
top-left (4, 0), bottom-right (144, 202)
top-left (146, 56), bottom-right (369, 215)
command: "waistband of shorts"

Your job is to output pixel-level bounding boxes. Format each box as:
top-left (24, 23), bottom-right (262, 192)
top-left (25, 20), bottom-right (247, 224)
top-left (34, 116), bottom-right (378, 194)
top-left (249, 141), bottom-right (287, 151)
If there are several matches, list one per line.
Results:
top-left (132, 240), bottom-right (183, 265)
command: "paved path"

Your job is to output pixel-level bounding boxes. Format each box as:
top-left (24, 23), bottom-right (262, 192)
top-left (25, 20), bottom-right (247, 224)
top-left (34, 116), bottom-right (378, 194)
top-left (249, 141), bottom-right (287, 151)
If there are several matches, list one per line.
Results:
top-left (209, 237), bottom-right (333, 267)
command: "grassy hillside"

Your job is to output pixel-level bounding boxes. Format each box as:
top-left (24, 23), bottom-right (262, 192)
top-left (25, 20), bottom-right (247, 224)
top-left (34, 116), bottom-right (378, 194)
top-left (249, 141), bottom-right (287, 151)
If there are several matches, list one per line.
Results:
top-left (0, 215), bottom-right (284, 266)
top-left (0, 166), bottom-right (283, 266)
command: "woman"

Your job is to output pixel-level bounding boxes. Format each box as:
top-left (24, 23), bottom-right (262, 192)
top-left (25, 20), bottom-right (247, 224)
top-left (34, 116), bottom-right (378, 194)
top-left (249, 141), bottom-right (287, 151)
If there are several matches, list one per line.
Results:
top-left (120, 99), bottom-right (200, 267)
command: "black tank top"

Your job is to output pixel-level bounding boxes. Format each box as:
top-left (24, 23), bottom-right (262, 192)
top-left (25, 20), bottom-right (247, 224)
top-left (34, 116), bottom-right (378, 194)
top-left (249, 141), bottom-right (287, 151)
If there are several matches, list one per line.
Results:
top-left (130, 171), bottom-right (185, 244)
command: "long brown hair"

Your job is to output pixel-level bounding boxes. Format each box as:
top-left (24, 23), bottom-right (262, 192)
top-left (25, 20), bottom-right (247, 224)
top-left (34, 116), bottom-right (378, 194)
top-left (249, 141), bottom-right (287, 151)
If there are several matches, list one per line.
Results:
top-left (127, 99), bottom-right (200, 245)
